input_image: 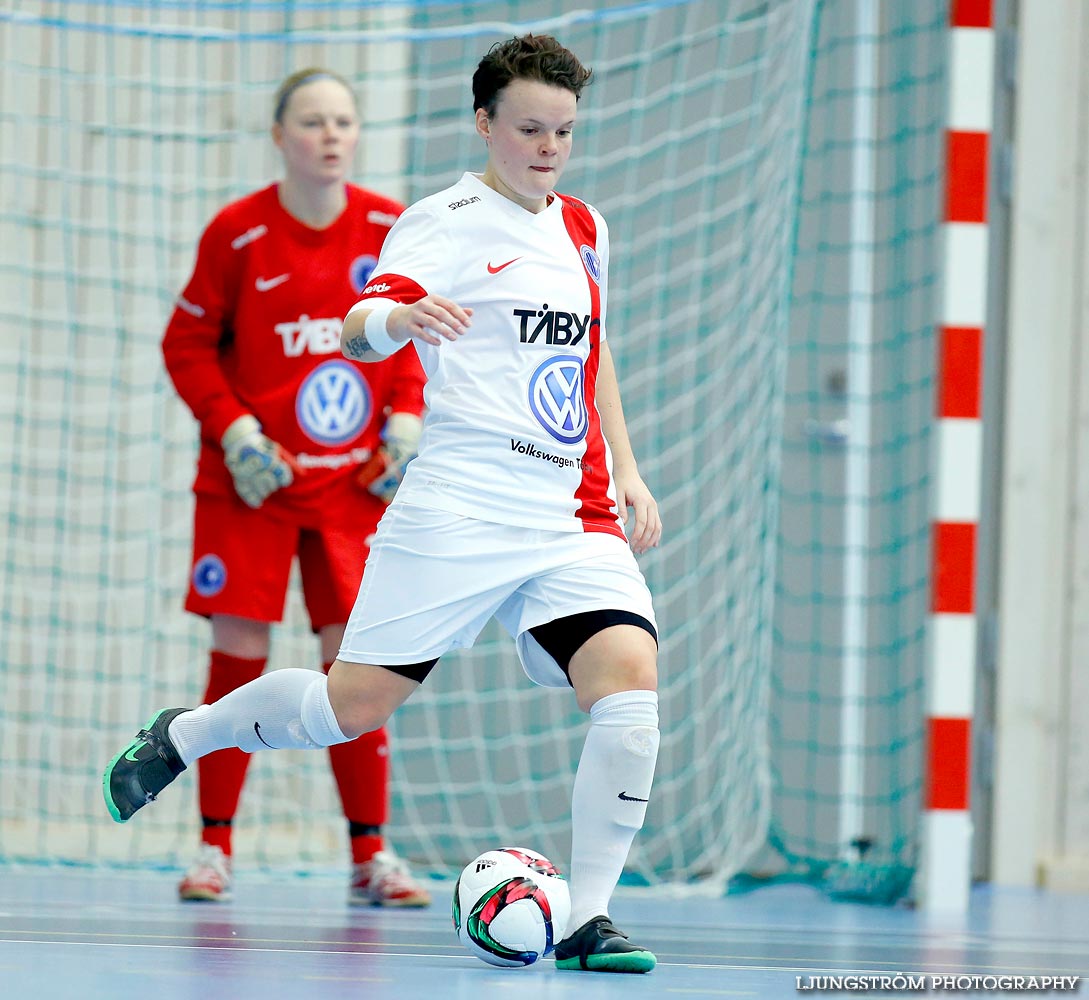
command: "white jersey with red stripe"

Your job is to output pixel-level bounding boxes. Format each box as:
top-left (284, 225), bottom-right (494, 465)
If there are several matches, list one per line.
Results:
top-left (352, 172), bottom-right (625, 539)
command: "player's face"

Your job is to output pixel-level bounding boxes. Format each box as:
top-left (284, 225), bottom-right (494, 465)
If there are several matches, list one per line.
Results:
top-left (476, 79), bottom-right (576, 213)
top-left (273, 79), bottom-right (360, 188)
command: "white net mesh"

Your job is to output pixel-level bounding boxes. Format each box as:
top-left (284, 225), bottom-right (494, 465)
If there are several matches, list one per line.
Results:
top-left (0, 0), bottom-right (817, 889)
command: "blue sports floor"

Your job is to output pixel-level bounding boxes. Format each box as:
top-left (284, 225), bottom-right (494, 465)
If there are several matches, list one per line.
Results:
top-left (1, 865), bottom-right (1085, 999)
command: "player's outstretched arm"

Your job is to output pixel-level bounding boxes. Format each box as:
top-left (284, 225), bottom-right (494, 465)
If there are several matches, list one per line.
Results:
top-left (342, 296), bottom-right (473, 362)
top-left (596, 342), bottom-right (662, 555)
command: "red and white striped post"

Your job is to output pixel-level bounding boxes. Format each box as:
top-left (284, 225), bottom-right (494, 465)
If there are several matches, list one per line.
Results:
top-left (919, 0), bottom-right (993, 912)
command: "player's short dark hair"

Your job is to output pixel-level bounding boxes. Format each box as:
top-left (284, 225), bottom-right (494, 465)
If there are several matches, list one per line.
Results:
top-left (472, 34), bottom-right (592, 116)
top-left (273, 67), bottom-right (356, 123)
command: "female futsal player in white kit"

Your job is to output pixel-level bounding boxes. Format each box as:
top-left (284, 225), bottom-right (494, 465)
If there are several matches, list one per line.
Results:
top-left (106, 33), bottom-right (662, 974)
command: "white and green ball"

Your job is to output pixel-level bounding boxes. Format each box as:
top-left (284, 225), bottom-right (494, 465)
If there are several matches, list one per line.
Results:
top-left (452, 847), bottom-right (571, 968)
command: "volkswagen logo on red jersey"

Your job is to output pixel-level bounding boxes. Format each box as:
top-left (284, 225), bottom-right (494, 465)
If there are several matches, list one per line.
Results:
top-left (528, 354), bottom-right (587, 444)
top-left (349, 254), bottom-right (378, 294)
top-left (296, 360), bottom-right (371, 445)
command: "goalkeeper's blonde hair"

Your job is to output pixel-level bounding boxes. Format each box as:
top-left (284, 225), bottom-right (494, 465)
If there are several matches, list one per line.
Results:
top-left (273, 68), bottom-right (356, 123)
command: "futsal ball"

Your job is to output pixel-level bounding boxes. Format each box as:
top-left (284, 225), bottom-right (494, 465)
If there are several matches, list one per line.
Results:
top-left (452, 847), bottom-right (571, 968)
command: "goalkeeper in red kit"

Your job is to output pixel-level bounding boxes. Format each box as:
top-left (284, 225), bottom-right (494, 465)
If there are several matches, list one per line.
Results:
top-left (160, 67), bottom-right (431, 908)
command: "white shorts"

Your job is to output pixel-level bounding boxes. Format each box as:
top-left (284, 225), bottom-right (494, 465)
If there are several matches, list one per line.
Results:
top-left (339, 503), bottom-right (657, 688)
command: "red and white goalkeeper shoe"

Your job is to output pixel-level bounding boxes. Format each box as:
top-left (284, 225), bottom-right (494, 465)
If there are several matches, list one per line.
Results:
top-left (349, 849), bottom-right (432, 908)
top-left (178, 843), bottom-right (233, 902)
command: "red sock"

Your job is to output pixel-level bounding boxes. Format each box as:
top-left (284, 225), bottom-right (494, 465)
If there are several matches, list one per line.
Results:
top-left (201, 823), bottom-right (233, 856)
top-left (352, 834), bottom-right (385, 865)
top-left (196, 650), bottom-right (267, 855)
top-left (324, 661), bottom-right (389, 864)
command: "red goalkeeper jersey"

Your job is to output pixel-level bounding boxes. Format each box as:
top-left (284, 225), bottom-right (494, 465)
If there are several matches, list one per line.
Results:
top-left (163, 182), bottom-right (425, 528)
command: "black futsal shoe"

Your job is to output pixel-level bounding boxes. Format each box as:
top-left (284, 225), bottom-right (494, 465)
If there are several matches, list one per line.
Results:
top-left (554, 915), bottom-right (657, 973)
top-left (103, 707), bottom-right (190, 822)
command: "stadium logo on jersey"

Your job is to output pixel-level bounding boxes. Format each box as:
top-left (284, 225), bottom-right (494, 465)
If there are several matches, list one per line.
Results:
top-left (349, 254), bottom-right (378, 294)
top-left (528, 354), bottom-right (588, 444)
top-left (176, 295), bottom-right (205, 319)
top-left (580, 245), bottom-right (601, 285)
top-left (296, 360), bottom-right (372, 446)
top-left (514, 305), bottom-right (593, 346)
top-left (192, 554), bottom-right (227, 598)
top-left (366, 210), bottom-right (398, 228)
top-left (448, 196), bottom-right (481, 210)
top-left (231, 224), bottom-right (267, 250)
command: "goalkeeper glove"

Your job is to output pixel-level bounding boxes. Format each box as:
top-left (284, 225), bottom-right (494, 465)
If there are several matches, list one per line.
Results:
top-left (220, 414), bottom-right (295, 509)
top-left (356, 411), bottom-right (423, 504)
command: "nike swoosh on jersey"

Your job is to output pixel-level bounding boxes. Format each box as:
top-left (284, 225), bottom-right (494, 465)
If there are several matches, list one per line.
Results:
top-left (255, 273), bottom-right (290, 291)
top-left (618, 791), bottom-right (649, 802)
top-left (487, 257), bottom-right (522, 274)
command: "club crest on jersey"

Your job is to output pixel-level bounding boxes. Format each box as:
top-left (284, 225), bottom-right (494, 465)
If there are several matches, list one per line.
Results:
top-left (528, 354), bottom-right (588, 444)
top-left (296, 360), bottom-right (372, 446)
top-left (192, 554), bottom-right (227, 598)
top-left (580, 244), bottom-right (601, 285)
top-left (349, 254), bottom-right (378, 294)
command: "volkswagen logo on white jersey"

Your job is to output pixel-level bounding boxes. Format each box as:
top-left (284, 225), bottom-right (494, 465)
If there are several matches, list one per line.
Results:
top-left (528, 354), bottom-right (588, 444)
top-left (296, 360), bottom-right (371, 445)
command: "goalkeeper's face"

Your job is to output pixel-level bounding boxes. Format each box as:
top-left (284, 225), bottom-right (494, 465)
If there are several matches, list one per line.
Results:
top-left (476, 78), bottom-right (576, 212)
top-left (273, 78), bottom-right (361, 187)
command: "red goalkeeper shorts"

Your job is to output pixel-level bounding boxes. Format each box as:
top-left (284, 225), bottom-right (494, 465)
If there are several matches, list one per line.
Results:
top-left (184, 492), bottom-right (376, 631)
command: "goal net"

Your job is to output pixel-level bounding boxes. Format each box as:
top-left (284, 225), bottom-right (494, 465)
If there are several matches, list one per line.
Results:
top-left (0, 0), bottom-right (943, 900)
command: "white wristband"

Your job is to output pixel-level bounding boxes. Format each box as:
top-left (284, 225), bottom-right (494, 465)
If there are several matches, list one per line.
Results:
top-left (362, 301), bottom-right (402, 357)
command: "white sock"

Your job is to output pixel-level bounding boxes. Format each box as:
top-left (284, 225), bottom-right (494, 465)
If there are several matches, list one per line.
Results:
top-left (168, 668), bottom-right (349, 766)
top-left (566, 689), bottom-right (660, 933)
